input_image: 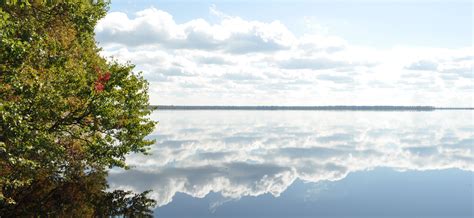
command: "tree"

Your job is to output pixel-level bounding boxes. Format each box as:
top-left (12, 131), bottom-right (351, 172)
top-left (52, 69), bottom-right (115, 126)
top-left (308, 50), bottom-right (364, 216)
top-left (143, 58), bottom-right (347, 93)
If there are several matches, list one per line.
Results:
top-left (94, 190), bottom-right (157, 217)
top-left (0, 1), bottom-right (156, 216)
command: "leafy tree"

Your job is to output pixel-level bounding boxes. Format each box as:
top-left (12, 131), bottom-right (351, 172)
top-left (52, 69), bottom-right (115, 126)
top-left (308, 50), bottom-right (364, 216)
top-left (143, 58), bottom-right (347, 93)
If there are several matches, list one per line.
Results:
top-left (0, 0), bottom-right (157, 216)
top-left (94, 190), bottom-right (157, 217)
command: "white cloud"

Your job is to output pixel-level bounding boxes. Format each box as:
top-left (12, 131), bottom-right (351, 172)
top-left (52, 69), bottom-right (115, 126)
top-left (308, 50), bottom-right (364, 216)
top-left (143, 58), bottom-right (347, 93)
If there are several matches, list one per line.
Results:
top-left (405, 60), bottom-right (438, 71)
top-left (95, 6), bottom-right (474, 107)
top-left (96, 7), bottom-right (295, 53)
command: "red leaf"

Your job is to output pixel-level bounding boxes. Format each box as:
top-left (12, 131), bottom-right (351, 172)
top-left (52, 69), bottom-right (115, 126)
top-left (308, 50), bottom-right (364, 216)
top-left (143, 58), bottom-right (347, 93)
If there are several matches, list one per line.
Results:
top-left (94, 82), bottom-right (104, 92)
top-left (102, 72), bottom-right (111, 82)
top-left (98, 72), bottom-right (111, 82)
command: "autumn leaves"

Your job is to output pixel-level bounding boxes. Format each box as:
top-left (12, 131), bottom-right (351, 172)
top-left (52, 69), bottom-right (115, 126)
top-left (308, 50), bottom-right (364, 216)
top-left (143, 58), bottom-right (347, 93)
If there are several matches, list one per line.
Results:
top-left (94, 66), bottom-right (111, 92)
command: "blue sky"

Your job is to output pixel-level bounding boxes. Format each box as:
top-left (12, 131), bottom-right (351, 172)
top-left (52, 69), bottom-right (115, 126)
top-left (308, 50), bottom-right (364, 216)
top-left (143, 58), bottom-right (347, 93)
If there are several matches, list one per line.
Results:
top-left (96, 0), bottom-right (473, 106)
top-left (109, 0), bottom-right (472, 48)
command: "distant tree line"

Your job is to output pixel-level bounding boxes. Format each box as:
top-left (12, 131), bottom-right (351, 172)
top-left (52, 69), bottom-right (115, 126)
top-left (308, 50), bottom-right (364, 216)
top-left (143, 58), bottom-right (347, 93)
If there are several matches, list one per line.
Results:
top-left (150, 105), bottom-right (441, 111)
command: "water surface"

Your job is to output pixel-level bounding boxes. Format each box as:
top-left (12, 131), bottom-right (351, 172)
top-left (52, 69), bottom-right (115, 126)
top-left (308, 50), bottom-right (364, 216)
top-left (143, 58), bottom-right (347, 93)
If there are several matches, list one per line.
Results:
top-left (108, 110), bottom-right (473, 217)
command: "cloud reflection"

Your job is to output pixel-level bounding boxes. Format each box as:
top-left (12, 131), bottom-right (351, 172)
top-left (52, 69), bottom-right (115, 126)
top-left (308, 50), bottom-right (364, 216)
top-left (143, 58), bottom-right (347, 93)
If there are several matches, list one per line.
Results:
top-left (108, 111), bottom-right (474, 207)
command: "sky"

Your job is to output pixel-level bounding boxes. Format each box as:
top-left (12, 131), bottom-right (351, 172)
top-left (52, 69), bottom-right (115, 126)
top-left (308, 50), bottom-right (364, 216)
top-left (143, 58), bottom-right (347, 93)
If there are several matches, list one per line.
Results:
top-left (95, 0), bottom-right (473, 106)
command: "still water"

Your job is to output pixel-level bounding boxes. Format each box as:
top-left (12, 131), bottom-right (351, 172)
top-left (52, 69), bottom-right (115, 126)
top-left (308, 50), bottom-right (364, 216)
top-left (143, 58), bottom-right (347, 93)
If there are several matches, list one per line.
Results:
top-left (108, 110), bottom-right (473, 218)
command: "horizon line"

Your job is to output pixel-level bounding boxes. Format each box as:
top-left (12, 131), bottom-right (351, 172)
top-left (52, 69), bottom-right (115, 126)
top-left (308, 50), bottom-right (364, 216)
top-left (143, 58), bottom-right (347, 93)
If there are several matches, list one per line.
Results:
top-left (149, 105), bottom-right (474, 111)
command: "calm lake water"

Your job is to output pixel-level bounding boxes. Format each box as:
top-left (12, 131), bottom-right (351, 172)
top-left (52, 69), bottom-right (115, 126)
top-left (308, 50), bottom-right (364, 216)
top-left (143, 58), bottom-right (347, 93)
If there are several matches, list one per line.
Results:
top-left (108, 110), bottom-right (474, 218)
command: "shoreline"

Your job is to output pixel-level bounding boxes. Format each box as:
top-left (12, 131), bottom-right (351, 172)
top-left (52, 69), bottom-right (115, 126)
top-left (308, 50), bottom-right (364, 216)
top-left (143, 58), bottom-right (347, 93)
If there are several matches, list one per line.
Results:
top-left (149, 105), bottom-right (474, 111)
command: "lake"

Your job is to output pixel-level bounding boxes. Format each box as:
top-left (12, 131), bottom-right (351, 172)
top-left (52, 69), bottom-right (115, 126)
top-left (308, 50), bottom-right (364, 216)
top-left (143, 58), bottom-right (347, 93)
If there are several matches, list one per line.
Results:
top-left (108, 110), bottom-right (474, 218)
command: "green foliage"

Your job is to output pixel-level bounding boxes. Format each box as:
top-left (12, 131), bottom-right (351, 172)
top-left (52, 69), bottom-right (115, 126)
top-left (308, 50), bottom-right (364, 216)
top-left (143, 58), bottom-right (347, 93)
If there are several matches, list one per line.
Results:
top-left (0, 166), bottom-right (157, 216)
top-left (0, 0), bottom-right (107, 7)
top-left (0, 1), bottom-right (156, 216)
top-left (94, 190), bottom-right (157, 217)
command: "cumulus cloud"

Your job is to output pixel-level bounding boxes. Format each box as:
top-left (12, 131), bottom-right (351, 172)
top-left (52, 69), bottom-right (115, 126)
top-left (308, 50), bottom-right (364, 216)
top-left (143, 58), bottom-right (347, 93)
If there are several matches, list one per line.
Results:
top-left (317, 74), bottom-right (355, 84)
top-left (278, 57), bottom-right (352, 70)
top-left (440, 66), bottom-right (473, 79)
top-left (405, 60), bottom-right (438, 71)
top-left (108, 111), bottom-right (474, 208)
top-left (96, 7), bottom-right (294, 53)
top-left (95, 6), bottom-right (474, 107)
